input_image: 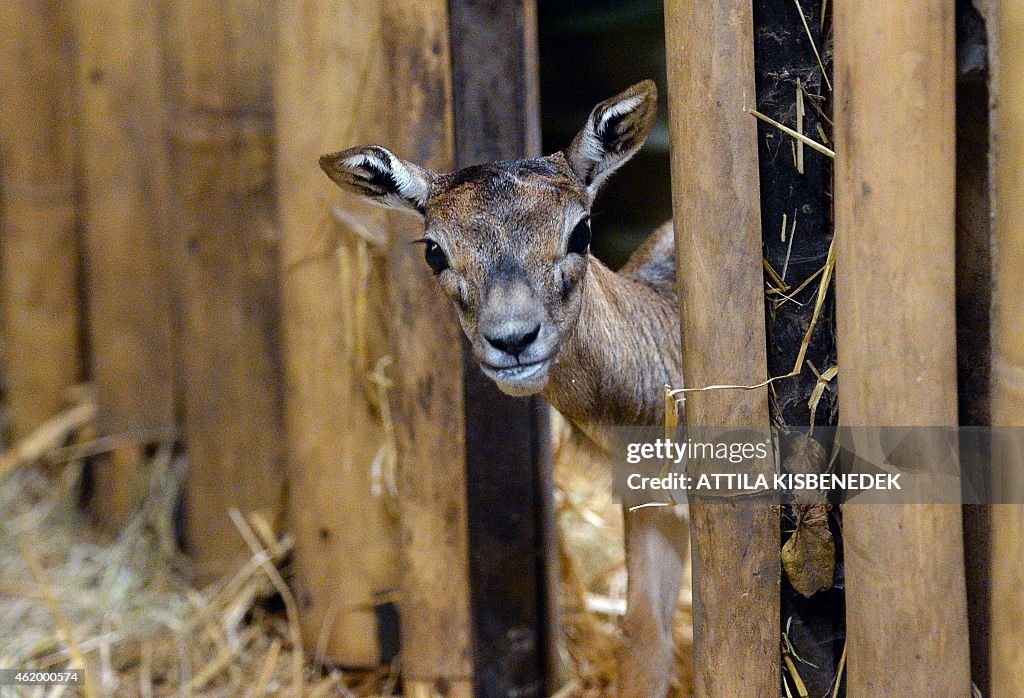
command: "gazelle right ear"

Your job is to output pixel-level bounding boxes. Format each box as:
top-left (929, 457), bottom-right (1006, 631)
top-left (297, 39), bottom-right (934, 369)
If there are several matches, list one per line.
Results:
top-left (565, 80), bottom-right (658, 196)
top-left (319, 145), bottom-right (435, 215)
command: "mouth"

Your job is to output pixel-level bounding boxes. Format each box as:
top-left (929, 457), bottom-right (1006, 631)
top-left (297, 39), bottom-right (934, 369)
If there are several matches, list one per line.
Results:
top-left (478, 357), bottom-right (553, 395)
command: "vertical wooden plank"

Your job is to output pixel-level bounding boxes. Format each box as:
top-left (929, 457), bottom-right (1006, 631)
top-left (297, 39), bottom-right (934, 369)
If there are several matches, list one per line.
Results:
top-left (383, 2), bottom-right (473, 693)
top-left (161, 1), bottom-right (285, 581)
top-left (448, 1), bottom-right (554, 695)
top-left (664, 1), bottom-right (781, 696)
top-left (991, 0), bottom-right (1024, 693)
top-left (275, 0), bottom-right (401, 667)
top-left (74, 0), bottom-right (177, 529)
top-left (0, 0), bottom-right (82, 441)
top-left (833, 0), bottom-right (972, 694)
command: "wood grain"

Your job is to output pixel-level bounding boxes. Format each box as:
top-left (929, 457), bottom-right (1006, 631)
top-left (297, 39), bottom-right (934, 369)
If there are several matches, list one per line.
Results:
top-left (383, 2), bottom-right (474, 692)
top-left (74, 0), bottom-right (177, 529)
top-left (833, 0), bottom-right (972, 693)
top-left (0, 0), bottom-right (83, 442)
top-left (161, 0), bottom-right (285, 582)
top-left (274, 0), bottom-right (401, 667)
top-left (664, 1), bottom-right (781, 695)
top-left (991, 0), bottom-right (1024, 693)
top-left (277, 0), bottom-right (474, 685)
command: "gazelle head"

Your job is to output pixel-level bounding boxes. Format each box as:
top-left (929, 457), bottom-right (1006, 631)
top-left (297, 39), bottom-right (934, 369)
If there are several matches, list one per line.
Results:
top-left (320, 80), bottom-right (657, 396)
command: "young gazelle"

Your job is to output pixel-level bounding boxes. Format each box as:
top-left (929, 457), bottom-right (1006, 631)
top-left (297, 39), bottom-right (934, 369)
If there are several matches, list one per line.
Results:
top-left (321, 80), bottom-right (688, 697)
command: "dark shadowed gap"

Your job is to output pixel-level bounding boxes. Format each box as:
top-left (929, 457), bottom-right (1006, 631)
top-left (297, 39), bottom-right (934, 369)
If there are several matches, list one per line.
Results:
top-left (750, 0), bottom-right (843, 695)
top-left (537, 0), bottom-right (673, 269)
top-left (955, 1), bottom-right (992, 693)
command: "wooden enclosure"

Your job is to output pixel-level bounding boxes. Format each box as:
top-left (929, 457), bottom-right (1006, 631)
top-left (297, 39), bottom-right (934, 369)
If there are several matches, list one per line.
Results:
top-left (275, 0), bottom-right (404, 668)
top-left (0, 0), bottom-right (1017, 695)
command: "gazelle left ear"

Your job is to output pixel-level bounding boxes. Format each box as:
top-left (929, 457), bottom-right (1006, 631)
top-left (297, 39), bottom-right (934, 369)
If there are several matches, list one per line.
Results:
top-left (565, 80), bottom-right (658, 196)
top-left (319, 145), bottom-right (435, 216)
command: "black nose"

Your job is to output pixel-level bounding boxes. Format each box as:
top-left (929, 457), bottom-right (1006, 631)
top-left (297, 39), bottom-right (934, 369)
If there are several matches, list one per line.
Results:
top-left (485, 324), bottom-right (540, 358)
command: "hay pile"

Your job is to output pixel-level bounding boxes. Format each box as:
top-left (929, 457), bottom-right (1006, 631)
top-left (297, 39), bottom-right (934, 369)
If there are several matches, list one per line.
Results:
top-left (0, 402), bottom-right (692, 697)
top-left (551, 414), bottom-right (693, 698)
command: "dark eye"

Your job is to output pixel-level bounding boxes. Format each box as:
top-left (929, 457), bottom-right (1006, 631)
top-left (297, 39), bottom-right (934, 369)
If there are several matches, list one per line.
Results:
top-left (567, 217), bottom-right (591, 255)
top-left (421, 239), bottom-right (449, 274)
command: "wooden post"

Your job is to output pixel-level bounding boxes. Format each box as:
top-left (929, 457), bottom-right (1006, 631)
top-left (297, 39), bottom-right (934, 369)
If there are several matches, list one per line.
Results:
top-left (274, 0), bottom-right (402, 667)
top-left (991, 0), bottom-right (1024, 693)
top-left (161, 0), bottom-right (285, 581)
top-left (833, 1), bottom-right (972, 693)
top-left (664, 2), bottom-right (781, 695)
top-left (74, 0), bottom-right (177, 529)
top-left (278, 0), bottom-right (473, 687)
top-left (384, 4), bottom-right (474, 694)
top-left (0, 0), bottom-right (82, 441)
top-left (448, 1), bottom-right (555, 695)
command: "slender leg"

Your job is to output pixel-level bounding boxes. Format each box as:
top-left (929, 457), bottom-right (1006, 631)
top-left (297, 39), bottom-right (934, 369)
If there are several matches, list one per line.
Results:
top-left (619, 504), bottom-right (689, 697)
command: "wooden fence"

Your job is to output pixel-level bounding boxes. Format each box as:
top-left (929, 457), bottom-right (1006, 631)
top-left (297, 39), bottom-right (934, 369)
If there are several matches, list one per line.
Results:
top-left (0, 0), bottom-right (1019, 695)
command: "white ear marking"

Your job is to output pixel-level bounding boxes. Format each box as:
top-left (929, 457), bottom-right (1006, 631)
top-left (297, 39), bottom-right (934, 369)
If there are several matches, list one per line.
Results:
top-left (596, 95), bottom-right (644, 128)
top-left (564, 80), bottom-right (658, 196)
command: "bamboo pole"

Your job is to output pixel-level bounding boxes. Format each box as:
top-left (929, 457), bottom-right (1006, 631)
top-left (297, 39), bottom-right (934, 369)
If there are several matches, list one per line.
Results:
top-left (833, 1), bottom-right (972, 694)
top-left (664, 2), bottom-right (781, 695)
top-left (73, 0), bottom-right (177, 530)
top-left (384, 4), bottom-right (473, 694)
top-left (991, 0), bottom-right (1024, 693)
top-left (0, 1), bottom-right (82, 442)
top-left (274, 0), bottom-right (401, 667)
top-left (161, 1), bottom-right (285, 582)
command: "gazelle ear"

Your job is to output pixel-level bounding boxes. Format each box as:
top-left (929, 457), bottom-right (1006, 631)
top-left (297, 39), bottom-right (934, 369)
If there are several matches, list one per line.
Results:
top-left (564, 80), bottom-right (658, 195)
top-left (319, 145), bottom-right (435, 215)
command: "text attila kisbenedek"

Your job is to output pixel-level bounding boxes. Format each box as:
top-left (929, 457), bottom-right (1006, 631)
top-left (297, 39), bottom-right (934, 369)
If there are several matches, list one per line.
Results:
top-left (626, 471), bottom-right (902, 493)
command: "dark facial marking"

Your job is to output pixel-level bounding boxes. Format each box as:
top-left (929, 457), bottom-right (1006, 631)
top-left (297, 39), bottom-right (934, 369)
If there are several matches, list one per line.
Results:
top-left (560, 269), bottom-right (575, 301)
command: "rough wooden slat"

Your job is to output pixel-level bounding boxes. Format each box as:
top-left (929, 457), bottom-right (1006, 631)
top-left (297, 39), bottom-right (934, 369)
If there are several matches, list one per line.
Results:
top-left (664, 1), bottom-right (781, 695)
top-left (161, 0), bottom-right (285, 581)
top-left (382, 2), bottom-right (474, 693)
top-left (991, 0), bottom-right (1024, 693)
top-left (0, 0), bottom-right (82, 442)
top-left (274, 0), bottom-right (401, 667)
top-left (833, 0), bottom-right (972, 693)
top-left (74, 0), bottom-right (177, 529)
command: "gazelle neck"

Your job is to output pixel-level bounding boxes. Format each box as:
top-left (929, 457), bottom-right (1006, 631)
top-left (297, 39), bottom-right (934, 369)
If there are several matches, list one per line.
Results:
top-left (543, 257), bottom-right (682, 445)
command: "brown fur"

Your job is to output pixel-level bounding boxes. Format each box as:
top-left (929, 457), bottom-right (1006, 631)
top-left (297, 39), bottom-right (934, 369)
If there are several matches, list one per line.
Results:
top-left (545, 220), bottom-right (682, 445)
